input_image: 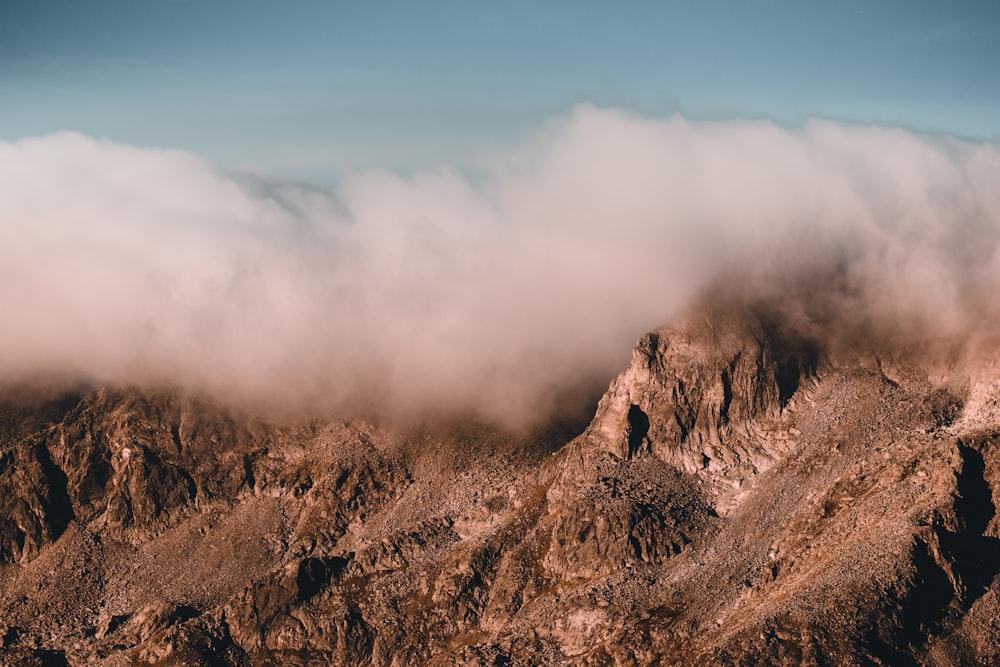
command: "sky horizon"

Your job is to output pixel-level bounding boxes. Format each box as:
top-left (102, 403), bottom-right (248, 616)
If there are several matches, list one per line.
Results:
top-left (3, 1), bottom-right (999, 183)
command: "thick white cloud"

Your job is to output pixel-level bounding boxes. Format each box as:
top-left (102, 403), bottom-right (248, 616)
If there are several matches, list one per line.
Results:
top-left (1, 106), bottom-right (998, 425)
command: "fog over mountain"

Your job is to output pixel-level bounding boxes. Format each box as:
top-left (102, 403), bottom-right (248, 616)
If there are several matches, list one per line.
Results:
top-left (2, 105), bottom-right (999, 425)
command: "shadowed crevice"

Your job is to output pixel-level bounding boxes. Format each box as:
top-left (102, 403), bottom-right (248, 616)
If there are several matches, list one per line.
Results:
top-left (627, 404), bottom-right (650, 459)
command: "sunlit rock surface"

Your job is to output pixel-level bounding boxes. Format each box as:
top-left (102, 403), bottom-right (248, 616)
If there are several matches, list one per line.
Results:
top-left (2, 302), bottom-right (1000, 666)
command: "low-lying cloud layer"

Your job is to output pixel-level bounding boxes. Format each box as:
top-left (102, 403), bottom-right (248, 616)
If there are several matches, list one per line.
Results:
top-left (2, 106), bottom-right (999, 425)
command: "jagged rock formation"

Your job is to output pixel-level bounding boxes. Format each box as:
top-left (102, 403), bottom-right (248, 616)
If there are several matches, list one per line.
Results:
top-left (1, 303), bottom-right (999, 665)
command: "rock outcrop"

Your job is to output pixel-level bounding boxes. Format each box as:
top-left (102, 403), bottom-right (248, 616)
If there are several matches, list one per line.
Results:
top-left (1, 303), bottom-right (999, 665)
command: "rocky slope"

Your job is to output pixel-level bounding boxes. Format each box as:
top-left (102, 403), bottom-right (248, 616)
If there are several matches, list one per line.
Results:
top-left (1, 302), bottom-right (999, 666)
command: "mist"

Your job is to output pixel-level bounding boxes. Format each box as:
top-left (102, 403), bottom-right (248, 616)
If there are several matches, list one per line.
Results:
top-left (2, 105), bottom-right (998, 426)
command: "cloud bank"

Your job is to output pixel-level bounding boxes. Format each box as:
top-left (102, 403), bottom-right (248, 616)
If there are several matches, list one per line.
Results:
top-left (1, 106), bottom-right (999, 425)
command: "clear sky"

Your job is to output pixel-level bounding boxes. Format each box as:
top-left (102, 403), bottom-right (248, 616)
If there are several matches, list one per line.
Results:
top-left (2, 0), bottom-right (999, 182)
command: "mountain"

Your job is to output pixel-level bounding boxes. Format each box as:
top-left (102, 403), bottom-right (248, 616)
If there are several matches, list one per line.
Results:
top-left (1, 299), bottom-right (999, 666)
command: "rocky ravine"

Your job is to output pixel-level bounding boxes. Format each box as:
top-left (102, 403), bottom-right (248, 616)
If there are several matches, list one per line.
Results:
top-left (1, 303), bottom-right (999, 666)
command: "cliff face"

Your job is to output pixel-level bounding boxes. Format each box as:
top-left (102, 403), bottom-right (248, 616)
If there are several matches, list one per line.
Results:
top-left (582, 305), bottom-right (818, 505)
top-left (1, 304), bottom-right (999, 666)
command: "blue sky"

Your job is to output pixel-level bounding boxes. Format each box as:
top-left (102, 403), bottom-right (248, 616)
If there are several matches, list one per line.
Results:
top-left (2, 0), bottom-right (998, 182)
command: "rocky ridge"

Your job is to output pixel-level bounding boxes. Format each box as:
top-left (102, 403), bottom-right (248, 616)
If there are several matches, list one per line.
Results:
top-left (1, 302), bottom-right (999, 665)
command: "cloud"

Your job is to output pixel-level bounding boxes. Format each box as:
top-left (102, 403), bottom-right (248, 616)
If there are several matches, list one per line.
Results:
top-left (1, 106), bottom-right (998, 426)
